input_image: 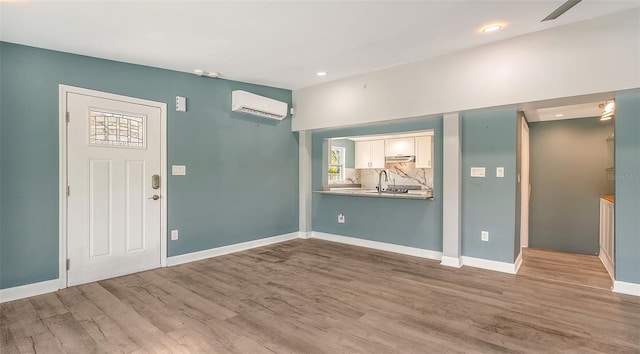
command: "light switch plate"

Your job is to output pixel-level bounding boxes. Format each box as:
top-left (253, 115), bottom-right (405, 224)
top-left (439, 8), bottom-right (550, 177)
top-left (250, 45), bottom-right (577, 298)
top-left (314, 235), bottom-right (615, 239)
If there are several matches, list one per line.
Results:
top-left (171, 230), bottom-right (179, 240)
top-left (470, 167), bottom-right (486, 178)
top-left (338, 213), bottom-right (345, 224)
top-left (172, 165), bottom-right (186, 176)
top-left (481, 231), bottom-right (489, 242)
top-left (497, 167), bottom-right (504, 178)
top-left (176, 96), bottom-right (187, 112)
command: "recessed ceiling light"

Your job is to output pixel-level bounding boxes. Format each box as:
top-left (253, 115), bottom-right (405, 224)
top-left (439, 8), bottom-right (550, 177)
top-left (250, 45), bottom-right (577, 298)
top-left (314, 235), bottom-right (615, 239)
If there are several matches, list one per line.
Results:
top-left (317, 72), bottom-right (327, 76)
top-left (555, 114), bottom-right (565, 117)
top-left (481, 24), bottom-right (503, 33)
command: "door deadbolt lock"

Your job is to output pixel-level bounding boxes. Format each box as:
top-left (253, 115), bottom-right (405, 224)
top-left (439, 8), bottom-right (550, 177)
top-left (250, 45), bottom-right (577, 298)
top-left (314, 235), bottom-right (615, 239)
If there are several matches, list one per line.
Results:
top-left (152, 174), bottom-right (160, 190)
top-left (149, 195), bottom-right (160, 200)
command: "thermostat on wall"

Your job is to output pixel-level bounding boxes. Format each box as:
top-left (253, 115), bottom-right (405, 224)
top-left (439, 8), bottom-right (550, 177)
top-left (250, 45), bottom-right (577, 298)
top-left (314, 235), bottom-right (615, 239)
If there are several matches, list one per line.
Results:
top-left (172, 165), bottom-right (187, 176)
top-left (470, 167), bottom-right (485, 177)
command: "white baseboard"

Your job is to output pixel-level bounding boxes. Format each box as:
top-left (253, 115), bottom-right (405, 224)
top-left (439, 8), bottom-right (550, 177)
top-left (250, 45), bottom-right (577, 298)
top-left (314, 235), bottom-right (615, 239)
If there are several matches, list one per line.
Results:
top-left (0, 279), bottom-right (60, 304)
top-left (613, 281), bottom-right (640, 296)
top-left (310, 232), bottom-right (442, 261)
top-left (461, 256), bottom-right (518, 274)
top-left (166, 232), bottom-right (301, 267)
top-left (440, 256), bottom-right (462, 268)
top-left (598, 248), bottom-right (615, 281)
top-left (514, 251), bottom-right (523, 273)
top-left (299, 231), bottom-right (312, 239)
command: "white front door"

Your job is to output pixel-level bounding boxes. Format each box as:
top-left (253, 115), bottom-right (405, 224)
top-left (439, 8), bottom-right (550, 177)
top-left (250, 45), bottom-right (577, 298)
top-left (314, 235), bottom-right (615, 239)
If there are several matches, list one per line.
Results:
top-left (66, 91), bottom-right (163, 286)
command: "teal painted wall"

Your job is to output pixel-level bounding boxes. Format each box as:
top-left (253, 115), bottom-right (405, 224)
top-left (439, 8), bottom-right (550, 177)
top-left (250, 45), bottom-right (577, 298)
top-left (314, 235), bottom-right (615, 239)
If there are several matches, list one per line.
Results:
top-left (0, 45), bottom-right (3, 283)
top-left (312, 117), bottom-right (443, 251)
top-left (330, 139), bottom-right (355, 169)
top-left (0, 42), bottom-right (298, 289)
top-left (461, 109), bottom-right (518, 263)
top-left (614, 92), bottom-right (640, 284)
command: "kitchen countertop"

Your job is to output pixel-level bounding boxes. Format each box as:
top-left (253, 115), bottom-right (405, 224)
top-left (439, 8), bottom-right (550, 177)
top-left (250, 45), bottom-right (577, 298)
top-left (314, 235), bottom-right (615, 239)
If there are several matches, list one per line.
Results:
top-left (601, 195), bottom-right (615, 203)
top-left (314, 188), bottom-right (433, 200)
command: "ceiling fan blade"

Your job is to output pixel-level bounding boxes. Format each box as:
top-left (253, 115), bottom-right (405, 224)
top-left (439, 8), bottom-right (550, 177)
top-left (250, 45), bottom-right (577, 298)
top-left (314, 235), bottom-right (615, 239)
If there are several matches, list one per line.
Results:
top-left (541, 0), bottom-right (582, 22)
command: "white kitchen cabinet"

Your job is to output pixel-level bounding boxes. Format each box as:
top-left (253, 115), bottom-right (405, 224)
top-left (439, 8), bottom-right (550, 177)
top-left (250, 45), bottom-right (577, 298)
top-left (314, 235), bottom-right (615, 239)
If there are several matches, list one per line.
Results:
top-left (385, 137), bottom-right (415, 156)
top-left (355, 140), bottom-right (385, 169)
top-left (415, 136), bottom-right (432, 168)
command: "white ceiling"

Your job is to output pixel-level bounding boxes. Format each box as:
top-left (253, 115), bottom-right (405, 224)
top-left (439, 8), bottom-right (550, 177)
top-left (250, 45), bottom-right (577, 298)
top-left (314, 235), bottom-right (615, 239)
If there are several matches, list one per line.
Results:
top-left (1, 1), bottom-right (638, 89)
top-left (519, 91), bottom-right (614, 122)
top-left (525, 101), bottom-right (606, 122)
top-left (343, 130), bottom-right (434, 141)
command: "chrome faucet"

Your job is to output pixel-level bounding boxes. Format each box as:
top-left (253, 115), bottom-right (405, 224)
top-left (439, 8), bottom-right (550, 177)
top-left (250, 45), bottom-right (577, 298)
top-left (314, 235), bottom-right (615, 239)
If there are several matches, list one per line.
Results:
top-left (377, 170), bottom-right (388, 195)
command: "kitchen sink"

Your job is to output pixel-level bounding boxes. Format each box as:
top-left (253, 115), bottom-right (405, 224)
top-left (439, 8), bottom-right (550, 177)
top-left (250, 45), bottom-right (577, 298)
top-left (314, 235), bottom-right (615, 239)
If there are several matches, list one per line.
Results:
top-left (367, 190), bottom-right (407, 194)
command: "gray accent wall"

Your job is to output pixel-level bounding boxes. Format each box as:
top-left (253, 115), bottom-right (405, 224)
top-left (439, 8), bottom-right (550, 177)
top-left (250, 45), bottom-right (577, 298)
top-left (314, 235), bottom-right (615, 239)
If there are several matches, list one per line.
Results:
top-left (528, 117), bottom-right (614, 255)
top-left (312, 117), bottom-right (443, 251)
top-left (461, 109), bottom-right (518, 263)
top-left (0, 42), bottom-right (298, 289)
top-left (614, 92), bottom-right (640, 284)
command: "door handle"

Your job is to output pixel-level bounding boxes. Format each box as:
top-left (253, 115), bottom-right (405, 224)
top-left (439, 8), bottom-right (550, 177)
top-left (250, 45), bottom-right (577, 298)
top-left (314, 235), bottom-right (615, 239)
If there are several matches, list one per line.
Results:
top-left (148, 195), bottom-right (160, 200)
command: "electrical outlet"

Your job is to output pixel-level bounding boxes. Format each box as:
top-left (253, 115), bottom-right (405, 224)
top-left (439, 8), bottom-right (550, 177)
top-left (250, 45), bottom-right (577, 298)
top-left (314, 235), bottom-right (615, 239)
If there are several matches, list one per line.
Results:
top-left (481, 231), bottom-right (489, 242)
top-left (496, 167), bottom-right (504, 178)
top-left (171, 229), bottom-right (179, 240)
top-left (338, 213), bottom-right (345, 224)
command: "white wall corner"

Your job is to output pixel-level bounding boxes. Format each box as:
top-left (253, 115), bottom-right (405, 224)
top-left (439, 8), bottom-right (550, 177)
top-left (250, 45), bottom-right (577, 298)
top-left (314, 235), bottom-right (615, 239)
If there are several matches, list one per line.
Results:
top-left (0, 279), bottom-right (60, 304)
top-left (613, 281), bottom-right (640, 297)
top-left (514, 251), bottom-right (523, 273)
top-left (166, 232), bottom-right (300, 267)
top-left (440, 256), bottom-right (462, 268)
top-left (461, 256), bottom-right (517, 274)
top-left (442, 113), bottom-right (462, 263)
top-left (298, 231), bottom-right (312, 239)
top-left (310, 232), bottom-right (442, 261)
top-left (299, 130), bottom-right (313, 234)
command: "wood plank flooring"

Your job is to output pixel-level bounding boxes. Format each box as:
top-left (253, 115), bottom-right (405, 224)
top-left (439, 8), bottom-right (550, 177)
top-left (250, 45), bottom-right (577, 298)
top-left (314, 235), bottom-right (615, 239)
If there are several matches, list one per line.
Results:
top-left (2, 239), bottom-right (639, 353)
top-left (517, 247), bottom-right (614, 291)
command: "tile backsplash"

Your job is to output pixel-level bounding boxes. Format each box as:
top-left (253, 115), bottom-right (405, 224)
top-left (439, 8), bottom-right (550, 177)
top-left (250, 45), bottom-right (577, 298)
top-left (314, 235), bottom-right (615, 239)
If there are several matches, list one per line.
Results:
top-left (360, 162), bottom-right (433, 190)
top-left (328, 168), bottom-right (359, 185)
top-left (328, 163), bottom-right (433, 190)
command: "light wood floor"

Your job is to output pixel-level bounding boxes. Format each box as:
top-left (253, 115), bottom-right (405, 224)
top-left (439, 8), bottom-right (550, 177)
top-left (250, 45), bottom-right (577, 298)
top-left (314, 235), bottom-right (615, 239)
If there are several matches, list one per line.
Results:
top-left (518, 248), bottom-right (614, 291)
top-left (2, 239), bottom-right (639, 353)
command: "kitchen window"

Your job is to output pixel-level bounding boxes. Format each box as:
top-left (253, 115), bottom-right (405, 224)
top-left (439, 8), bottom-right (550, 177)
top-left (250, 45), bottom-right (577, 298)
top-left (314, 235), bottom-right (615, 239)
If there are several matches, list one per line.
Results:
top-left (328, 146), bottom-right (345, 182)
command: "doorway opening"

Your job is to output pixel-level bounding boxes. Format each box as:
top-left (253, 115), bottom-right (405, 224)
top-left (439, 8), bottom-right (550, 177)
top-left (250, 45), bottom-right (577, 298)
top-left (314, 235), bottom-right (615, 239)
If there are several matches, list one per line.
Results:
top-left (517, 98), bottom-right (615, 290)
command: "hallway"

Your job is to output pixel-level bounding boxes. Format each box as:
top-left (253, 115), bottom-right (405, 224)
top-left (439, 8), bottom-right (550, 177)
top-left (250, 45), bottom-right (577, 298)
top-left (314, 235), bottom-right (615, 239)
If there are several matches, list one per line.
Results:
top-left (518, 248), bottom-right (613, 291)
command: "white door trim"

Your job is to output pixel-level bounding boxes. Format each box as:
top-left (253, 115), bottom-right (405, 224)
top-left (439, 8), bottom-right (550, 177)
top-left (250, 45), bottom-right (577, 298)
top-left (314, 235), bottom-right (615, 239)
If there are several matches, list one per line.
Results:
top-left (520, 117), bottom-right (530, 249)
top-left (59, 85), bottom-right (168, 290)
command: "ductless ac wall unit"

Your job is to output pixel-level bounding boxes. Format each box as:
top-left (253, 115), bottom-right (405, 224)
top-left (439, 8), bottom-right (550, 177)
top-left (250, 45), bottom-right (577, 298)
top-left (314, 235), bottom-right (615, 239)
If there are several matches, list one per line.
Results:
top-left (231, 90), bottom-right (288, 120)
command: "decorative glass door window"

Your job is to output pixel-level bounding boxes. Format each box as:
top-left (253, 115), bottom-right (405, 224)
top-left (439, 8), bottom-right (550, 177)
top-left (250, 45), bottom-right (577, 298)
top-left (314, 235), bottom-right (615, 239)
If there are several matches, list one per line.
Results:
top-left (328, 146), bottom-right (345, 182)
top-left (89, 110), bottom-right (145, 148)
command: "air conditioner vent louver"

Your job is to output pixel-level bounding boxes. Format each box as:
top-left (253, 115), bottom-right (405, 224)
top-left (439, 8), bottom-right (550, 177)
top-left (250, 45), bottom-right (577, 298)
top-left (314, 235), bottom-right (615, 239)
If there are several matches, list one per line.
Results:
top-left (235, 107), bottom-right (284, 120)
top-left (232, 90), bottom-right (288, 120)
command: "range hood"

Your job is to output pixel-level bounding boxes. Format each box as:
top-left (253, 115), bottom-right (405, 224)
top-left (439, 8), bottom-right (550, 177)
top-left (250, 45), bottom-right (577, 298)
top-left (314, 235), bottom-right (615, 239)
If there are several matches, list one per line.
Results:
top-left (385, 155), bottom-right (415, 163)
